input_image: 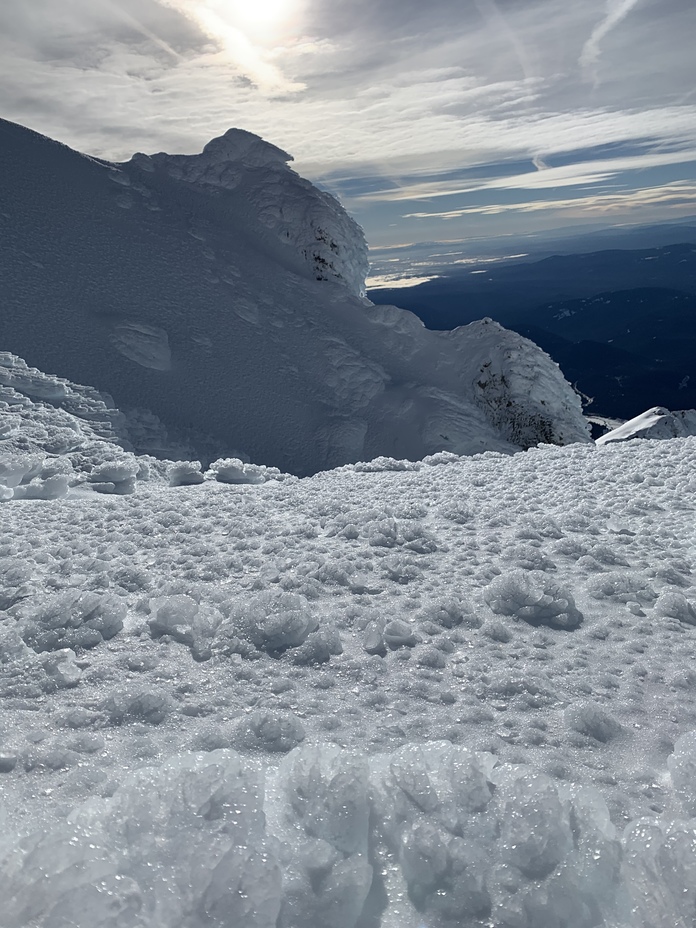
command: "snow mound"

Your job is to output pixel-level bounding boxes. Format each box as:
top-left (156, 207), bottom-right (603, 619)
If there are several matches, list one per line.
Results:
top-left (1, 119), bottom-right (591, 474)
top-left (597, 406), bottom-right (696, 444)
top-left (450, 318), bottom-right (592, 448)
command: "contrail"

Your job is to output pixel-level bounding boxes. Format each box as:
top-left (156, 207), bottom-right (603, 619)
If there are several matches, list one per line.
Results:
top-left (580, 0), bottom-right (642, 83)
top-left (102, 0), bottom-right (182, 60)
top-left (473, 0), bottom-right (534, 83)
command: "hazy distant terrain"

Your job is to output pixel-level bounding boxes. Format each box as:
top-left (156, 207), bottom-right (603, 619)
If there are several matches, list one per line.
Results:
top-left (370, 243), bottom-right (696, 419)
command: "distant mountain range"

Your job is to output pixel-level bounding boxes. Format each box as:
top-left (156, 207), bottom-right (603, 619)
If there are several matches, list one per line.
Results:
top-left (370, 243), bottom-right (696, 419)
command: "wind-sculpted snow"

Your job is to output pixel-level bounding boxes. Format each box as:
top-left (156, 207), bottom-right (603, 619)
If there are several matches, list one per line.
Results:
top-left (0, 119), bottom-right (590, 474)
top-left (1, 421), bottom-right (696, 923)
top-left (597, 405), bottom-right (696, 444)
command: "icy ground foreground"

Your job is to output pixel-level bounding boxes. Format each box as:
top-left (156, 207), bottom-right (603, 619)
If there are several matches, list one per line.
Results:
top-left (2, 383), bottom-right (696, 926)
top-left (0, 118), bottom-right (589, 474)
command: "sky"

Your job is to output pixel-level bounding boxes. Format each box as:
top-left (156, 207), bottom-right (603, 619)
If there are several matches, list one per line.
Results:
top-left (1, 0), bottom-right (696, 275)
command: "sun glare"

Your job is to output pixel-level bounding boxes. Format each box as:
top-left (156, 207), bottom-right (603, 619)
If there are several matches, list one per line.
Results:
top-left (220, 0), bottom-right (296, 34)
top-left (160, 0), bottom-right (305, 92)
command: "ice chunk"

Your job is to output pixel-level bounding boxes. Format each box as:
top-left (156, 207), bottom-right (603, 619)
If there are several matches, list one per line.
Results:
top-left (494, 766), bottom-right (574, 879)
top-left (234, 710), bottom-right (306, 753)
top-left (148, 593), bottom-right (198, 644)
top-left (667, 730), bottom-right (696, 816)
top-left (383, 619), bottom-right (419, 649)
top-left (621, 817), bottom-right (696, 928)
top-left (362, 621), bottom-right (387, 656)
top-left (77, 750), bottom-right (282, 928)
top-left (267, 745), bottom-right (372, 928)
top-left (370, 743), bottom-right (497, 923)
top-left (655, 590), bottom-right (696, 625)
top-left (18, 591), bottom-right (126, 651)
top-left (168, 460), bottom-right (205, 486)
top-left (416, 594), bottom-right (481, 629)
top-left (0, 455), bottom-right (44, 488)
top-left (89, 457), bottom-right (140, 494)
top-left (12, 473), bottom-right (70, 500)
top-left (566, 703), bottom-right (624, 743)
top-left (40, 648), bottom-right (82, 688)
top-left (485, 570), bottom-right (583, 630)
top-left (104, 688), bottom-right (172, 725)
top-left (222, 590), bottom-right (318, 653)
top-left (290, 625), bottom-right (343, 665)
top-left (0, 455), bottom-right (71, 501)
top-left (207, 458), bottom-right (283, 484)
top-left (489, 767), bottom-right (622, 928)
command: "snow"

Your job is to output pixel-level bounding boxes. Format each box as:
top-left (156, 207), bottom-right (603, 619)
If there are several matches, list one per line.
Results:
top-left (1, 370), bottom-right (696, 924)
top-left (0, 119), bottom-right (590, 475)
top-left (2, 118), bottom-right (696, 925)
top-left (597, 406), bottom-right (696, 444)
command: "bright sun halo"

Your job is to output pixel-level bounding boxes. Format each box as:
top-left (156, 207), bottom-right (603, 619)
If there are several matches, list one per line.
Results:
top-left (223, 0), bottom-right (294, 30)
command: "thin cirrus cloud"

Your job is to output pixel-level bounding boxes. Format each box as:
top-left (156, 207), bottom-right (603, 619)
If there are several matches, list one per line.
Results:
top-left (350, 150), bottom-right (696, 204)
top-left (0, 0), bottom-right (694, 250)
top-left (403, 181), bottom-right (696, 220)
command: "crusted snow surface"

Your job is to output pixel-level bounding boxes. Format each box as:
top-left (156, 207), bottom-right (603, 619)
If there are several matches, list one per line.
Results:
top-left (1, 420), bottom-right (696, 925)
top-left (597, 406), bottom-right (696, 445)
top-left (0, 119), bottom-right (589, 474)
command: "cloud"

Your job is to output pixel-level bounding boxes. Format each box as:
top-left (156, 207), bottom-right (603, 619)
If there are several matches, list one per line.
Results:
top-left (347, 148), bottom-right (696, 204)
top-left (472, 0), bottom-right (534, 82)
top-left (403, 181), bottom-right (696, 220)
top-left (580, 0), bottom-right (643, 83)
top-left (0, 0), bottom-right (694, 247)
top-left (101, 0), bottom-right (182, 61)
top-left (153, 0), bottom-right (306, 93)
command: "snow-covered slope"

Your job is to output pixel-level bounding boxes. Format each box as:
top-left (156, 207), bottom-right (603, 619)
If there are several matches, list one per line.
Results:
top-left (0, 119), bottom-right (589, 474)
top-left (597, 406), bottom-right (696, 444)
top-left (1, 384), bottom-right (696, 924)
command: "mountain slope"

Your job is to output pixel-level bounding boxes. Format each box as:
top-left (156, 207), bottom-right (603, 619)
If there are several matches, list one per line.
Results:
top-left (0, 119), bottom-right (589, 474)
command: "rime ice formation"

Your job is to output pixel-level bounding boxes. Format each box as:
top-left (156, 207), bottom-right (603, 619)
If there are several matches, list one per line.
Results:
top-left (0, 119), bottom-right (590, 474)
top-left (1, 374), bottom-right (696, 925)
top-left (597, 406), bottom-right (696, 444)
top-left (141, 127), bottom-right (370, 298)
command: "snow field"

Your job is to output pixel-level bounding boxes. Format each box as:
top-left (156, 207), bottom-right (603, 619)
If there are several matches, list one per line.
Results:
top-left (1, 437), bottom-right (696, 925)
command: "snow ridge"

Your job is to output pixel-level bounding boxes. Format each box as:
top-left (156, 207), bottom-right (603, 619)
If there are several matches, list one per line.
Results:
top-left (597, 406), bottom-right (696, 444)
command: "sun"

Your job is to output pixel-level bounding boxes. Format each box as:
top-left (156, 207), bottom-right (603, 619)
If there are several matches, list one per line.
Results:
top-left (221, 0), bottom-right (297, 35)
